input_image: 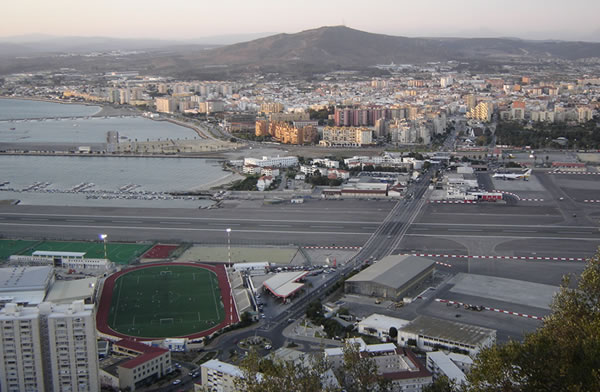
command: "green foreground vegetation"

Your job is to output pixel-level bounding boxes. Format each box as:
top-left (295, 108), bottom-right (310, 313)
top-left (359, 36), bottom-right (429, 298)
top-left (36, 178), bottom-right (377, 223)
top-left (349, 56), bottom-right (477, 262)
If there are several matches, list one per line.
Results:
top-left (108, 265), bottom-right (225, 338)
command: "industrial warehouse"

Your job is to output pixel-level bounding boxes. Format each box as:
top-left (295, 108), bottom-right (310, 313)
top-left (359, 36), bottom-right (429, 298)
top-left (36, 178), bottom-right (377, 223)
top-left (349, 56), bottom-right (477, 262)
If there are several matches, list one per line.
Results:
top-left (345, 255), bottom-right (436, 299)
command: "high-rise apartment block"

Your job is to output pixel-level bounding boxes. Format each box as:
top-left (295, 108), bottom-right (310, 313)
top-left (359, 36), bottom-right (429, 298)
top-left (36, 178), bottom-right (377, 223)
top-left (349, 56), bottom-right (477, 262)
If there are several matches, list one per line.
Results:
top-left (467, 102), bottom-right (493, 122)
top-left (155, 97), bottom-right (178, 114)
top-left (260, 102), bottom-right (284, 114)
top-left (320, 126), bottom-right (373, 147)
top-left (0, 300), bottom-right (99, 392)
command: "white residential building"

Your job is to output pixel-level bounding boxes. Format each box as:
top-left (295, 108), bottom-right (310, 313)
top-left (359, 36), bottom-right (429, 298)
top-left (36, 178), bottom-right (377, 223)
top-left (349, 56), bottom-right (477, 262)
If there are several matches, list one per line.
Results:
top-left (426, 351), bottom-right (468, 386)
top-left (199, 359), bottom-right (245, 392)
top-left (358, 314), bottom-right (410, 341)
top-left (0, 300), bottom-right (99, 392)
top-left (324, 338), bottom-right (432, 392)
top-left (256, 176), bottom-right (273, 191)
top-left (244, 156), bottom-right (298, 168)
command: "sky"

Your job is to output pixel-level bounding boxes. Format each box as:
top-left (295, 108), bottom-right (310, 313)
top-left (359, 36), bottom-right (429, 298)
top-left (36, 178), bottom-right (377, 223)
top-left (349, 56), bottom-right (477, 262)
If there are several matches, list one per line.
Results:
top-left (2, 0), bottom-right (600, 42)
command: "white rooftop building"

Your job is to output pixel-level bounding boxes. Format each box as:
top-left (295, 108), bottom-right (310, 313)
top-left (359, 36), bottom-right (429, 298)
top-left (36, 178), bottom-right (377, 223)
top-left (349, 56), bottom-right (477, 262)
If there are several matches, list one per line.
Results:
top-left (0, 266), bottom-right (55, 305)
top-left (426, 351), bottom-right (468, 386)
top-left (358, 313), bottom-right (410, 341)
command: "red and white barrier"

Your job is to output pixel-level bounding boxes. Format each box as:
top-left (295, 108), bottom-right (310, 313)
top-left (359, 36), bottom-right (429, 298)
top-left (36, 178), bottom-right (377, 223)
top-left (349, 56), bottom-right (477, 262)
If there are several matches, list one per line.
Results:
top-left (303, 246), bottom-right (362, 250)
top-left (435, 298), bottom-right (544, 320)
top-left (435, 261), bottom-right (453, 268)
top-left (550, 171), bottom-right (600, 175)
top-left (401, 253), bottom-right (587, 262)
top-left (583, 200), bottom-right (600, 203)
top-left (428, 200), bottom-right (477, 204)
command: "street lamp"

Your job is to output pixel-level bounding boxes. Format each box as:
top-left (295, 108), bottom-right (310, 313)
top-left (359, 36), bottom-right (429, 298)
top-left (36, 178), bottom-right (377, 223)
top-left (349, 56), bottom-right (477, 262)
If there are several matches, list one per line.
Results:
top-left (225, 228), bottom-right (234, 325)
top-left (226, 228), bottom-right (232, 268)
top-left (99, 234), bottom-right (108, 260)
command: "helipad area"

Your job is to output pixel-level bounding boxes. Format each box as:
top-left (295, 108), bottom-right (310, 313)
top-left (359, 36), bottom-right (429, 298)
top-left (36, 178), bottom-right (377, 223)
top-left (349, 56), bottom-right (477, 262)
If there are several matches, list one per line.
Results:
top-left (263, 271), bottom-right (309, 299)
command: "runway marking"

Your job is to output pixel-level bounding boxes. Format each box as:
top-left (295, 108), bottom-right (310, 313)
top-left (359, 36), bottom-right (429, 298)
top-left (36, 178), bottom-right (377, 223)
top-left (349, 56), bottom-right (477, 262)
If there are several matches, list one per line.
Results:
top-left (309, 225), bottom-right (340, 229)
top-left (402, 253), bottom-right (587, 262)
top-left (65, 219), bottom-right (93, 223)
top-left (435, 298), bottom-right (544, 320)
top-left (208, 223), bottom-right (241, 226)
top-left (159, 221), bottom-right (191, 225)
top-left (412, 223), bottom-right (598, 229)
top-left (502, 230), bottom-right (537, 233)
top-left (260, 224), bottom-right (291, 228)
top-left (0, 212), bottom-right (382, 225)
top-left (111, 220), bottom-right (142, 224)
top-left (0, 222), bottom-right (370, 236)
top-left (450, 228), bottom-right (482, 232)
top-left (405, 233), bottom-right (599, 241)
top-left (21, 218), bottom-right (48, 221)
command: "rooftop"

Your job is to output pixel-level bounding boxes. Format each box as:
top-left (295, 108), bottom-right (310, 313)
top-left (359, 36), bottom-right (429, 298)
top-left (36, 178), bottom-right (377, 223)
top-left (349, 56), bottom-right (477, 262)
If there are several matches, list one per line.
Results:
top-left (427, 351), bottom-right (467, 384)
top-left (263, 271), bottom-right (309, 298)
top-left (346, 255), bottom-right (435, 290)
top-left (202, 359), bottom-right (244, 378)
top-left (32, 251), bottom-right (86, 257)
top-left (358, 313), bottom-right (409, 331)
top-left (115, 339), bottom-right (169, 370)
top-left (0, 266), bottom-right (54, 292)
top-left (45, 277), bottom-right (97, 304)
top-left (400, 316), bottom-right (496, 347)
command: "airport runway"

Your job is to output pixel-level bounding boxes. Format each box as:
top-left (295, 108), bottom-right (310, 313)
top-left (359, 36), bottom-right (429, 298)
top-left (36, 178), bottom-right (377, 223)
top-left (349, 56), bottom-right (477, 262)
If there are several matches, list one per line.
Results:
top-left (0, 200), bottom-right (394, 246)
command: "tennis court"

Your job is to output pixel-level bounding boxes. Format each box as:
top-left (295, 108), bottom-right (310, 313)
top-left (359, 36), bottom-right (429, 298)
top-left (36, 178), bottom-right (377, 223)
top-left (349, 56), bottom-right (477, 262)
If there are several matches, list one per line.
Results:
top-left (0, 239), bottom-right (40, 261)
top-left (106, 264), bottom-right (226, 338)
top-left (25, 241), bottom-right (152, 265)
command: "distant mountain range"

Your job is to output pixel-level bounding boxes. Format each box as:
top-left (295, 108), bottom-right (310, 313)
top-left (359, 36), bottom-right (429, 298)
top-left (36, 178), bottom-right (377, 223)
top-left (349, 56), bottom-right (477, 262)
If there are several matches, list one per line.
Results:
top-left (2, 26), bottom-right (600, 77)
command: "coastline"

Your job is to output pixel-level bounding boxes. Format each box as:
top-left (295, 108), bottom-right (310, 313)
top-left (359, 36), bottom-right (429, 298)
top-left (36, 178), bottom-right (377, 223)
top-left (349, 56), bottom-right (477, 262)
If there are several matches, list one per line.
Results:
top-left (0, 95), bottom-right (103, 117)
top-left (190, 170), bottom-right (244, 191)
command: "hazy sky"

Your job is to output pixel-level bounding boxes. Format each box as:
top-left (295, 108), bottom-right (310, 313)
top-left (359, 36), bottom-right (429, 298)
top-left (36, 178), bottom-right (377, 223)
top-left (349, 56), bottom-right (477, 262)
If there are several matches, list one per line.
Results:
top-left (3, 0), bottom-right (600, 41)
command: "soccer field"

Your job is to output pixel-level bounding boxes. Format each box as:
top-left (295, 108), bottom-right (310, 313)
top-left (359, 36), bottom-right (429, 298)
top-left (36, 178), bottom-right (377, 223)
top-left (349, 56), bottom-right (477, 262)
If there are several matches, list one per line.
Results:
top-left (0, 240), bottom-right (40, 261)
top-left (107, 265), bottom-right (226, 338)
top-left (26, 241), bottom-right (152, 265)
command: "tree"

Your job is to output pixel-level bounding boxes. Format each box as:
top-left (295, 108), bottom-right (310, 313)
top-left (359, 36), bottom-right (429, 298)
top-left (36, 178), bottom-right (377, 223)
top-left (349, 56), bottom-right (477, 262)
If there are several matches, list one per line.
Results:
top-left (338, 341), bottom-right (392, 392)
top-left (467, 249), bottom-right (600, 391)
top-left (423, 375), bottom-right (457, 392)
top-left (236, 349), bottom-right (339, 392)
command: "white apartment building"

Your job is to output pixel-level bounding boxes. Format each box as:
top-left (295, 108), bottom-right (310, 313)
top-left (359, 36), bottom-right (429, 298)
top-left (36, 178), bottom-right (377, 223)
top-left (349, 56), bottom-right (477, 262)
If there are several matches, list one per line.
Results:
top-left (43, 300), bottom-right (99, 392)
top-left (200, 359), bottom-right (245, 392)
top-left (320, 126), bottom-right (373, 147)
top-left (0, 304), bottom-right (45, 392)
top-left (426, 351), bottom-right (468, 386)
top-left (0, 300), bottom-right (99, 392)
top-left (244, 156), bottom-right (298, 168)
top-left (324, 338), bottom-right (432, 392)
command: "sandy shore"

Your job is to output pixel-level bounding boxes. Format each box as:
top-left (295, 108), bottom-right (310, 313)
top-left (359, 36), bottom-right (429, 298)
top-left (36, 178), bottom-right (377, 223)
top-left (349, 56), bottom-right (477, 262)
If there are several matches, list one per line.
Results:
top-left (191, 171), bottom-right (244, 191)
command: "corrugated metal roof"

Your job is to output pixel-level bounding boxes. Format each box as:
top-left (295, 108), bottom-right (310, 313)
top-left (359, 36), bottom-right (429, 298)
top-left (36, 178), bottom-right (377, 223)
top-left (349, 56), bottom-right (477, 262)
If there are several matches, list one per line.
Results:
top-left (346, 255), bottom-right (435, 290)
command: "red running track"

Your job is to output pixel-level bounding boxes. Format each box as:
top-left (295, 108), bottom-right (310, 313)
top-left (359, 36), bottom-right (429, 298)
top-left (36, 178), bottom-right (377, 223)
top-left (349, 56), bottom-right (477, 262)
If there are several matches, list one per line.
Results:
top-left (96, 262), bottom-right (239, 341)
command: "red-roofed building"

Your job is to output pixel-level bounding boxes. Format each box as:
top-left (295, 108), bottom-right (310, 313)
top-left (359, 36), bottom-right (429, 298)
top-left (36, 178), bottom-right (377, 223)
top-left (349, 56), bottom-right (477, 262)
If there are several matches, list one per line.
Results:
top-left (114, 339), bottom-right (171, 391)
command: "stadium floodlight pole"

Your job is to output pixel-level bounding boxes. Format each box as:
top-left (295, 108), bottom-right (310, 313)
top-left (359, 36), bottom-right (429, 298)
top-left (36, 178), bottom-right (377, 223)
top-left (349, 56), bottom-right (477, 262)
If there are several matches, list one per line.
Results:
top-left (226, 228), bottom-right (234, 325)
top-left (100, 234), bottom-right (108, 260)
top-left (226, 228), bottom-right (232, 268)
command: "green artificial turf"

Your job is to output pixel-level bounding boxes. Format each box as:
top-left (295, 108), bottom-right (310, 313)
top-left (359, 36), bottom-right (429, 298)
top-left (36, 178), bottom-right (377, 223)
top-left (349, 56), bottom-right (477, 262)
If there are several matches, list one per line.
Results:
top-left (107, 265), bottom-right (226, 338)
top-left (0, 239), bottom-right (40, 261)
top-left (26, 241), bottom-right (152, 265)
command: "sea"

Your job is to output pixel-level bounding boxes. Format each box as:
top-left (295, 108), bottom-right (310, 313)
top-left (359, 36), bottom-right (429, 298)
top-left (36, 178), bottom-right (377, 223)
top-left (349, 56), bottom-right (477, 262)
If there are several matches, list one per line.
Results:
top-left (0, 99), bottom-right (228, 208)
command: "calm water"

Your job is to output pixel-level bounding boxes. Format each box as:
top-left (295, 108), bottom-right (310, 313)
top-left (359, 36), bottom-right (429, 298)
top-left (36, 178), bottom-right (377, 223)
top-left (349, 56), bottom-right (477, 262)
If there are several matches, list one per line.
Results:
top-left (0, 156), bottom-right (227, 207)
top-left (0, 99), bottom-right (225, 208)
top-left (0, 98), bottom-right (101, 120)
top-left (0, 116), bottom-right (199, 144)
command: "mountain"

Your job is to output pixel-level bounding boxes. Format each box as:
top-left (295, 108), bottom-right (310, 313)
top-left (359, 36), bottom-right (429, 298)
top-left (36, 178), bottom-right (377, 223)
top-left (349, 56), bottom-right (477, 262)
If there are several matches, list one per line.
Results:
top-left (152, 26), bottom-right (600, 77)
top-left (2, 26), bottom-right (600, 77)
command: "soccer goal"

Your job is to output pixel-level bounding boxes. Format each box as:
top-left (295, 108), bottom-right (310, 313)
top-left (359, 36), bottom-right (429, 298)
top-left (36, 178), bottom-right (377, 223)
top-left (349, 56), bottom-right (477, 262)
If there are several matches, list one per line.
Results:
top-left (159, 318), bottom-right (174, 325)
top-left (160, 271), bottom-right (173, 277)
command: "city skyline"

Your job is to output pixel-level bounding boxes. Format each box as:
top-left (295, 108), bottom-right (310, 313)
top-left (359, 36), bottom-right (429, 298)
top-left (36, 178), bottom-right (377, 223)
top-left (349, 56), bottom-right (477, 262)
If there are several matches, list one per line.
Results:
top-left (2, 0), bottom-right (600, 42)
